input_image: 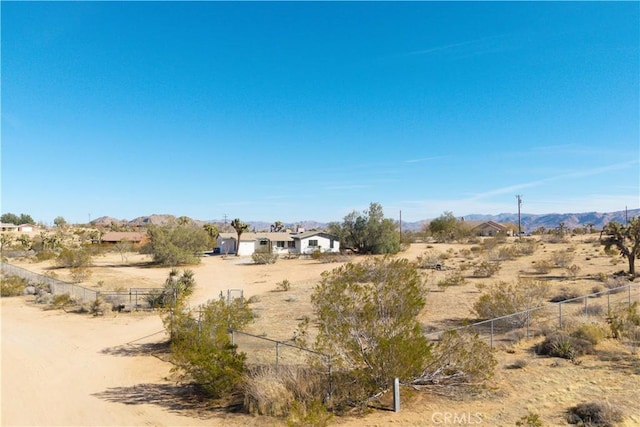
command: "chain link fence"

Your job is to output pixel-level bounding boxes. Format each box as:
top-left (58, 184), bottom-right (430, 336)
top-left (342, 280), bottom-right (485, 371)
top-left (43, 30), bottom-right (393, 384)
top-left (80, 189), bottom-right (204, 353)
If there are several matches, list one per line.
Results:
top-left (1, 261), bottom-right (162, 311)
top-left (425, 282), bottom-right (639, 348)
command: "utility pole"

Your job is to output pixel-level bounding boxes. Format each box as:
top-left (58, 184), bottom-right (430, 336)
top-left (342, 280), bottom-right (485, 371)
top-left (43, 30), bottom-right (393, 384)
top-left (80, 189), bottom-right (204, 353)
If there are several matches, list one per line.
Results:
top-left (516, 195), bottom-right (523, 238)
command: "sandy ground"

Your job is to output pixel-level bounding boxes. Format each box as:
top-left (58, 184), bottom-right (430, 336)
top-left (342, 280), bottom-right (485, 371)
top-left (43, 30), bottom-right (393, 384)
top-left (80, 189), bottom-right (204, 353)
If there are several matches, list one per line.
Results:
top-left (2, 239), bottom-right (639, 426)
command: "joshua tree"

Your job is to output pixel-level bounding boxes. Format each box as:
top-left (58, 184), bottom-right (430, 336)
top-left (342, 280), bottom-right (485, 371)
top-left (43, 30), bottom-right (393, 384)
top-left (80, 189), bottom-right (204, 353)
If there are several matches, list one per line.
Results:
top-left (270, 221), bottom-right (285, 232)
top-left (230, 218), bottom-right (249, 256)
top-left (601, 217), bottom-right (640, 277)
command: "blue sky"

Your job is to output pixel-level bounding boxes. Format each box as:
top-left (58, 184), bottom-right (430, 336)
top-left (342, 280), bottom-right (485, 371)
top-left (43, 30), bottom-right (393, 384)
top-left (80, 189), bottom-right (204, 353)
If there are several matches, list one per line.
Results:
top-left (2, 2), bottom-right (638, 225)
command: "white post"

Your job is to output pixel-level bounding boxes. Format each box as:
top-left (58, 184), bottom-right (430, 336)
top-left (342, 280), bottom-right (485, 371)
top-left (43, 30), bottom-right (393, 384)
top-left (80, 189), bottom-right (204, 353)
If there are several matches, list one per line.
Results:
top-left (393, 378), bottom-right (400, 412)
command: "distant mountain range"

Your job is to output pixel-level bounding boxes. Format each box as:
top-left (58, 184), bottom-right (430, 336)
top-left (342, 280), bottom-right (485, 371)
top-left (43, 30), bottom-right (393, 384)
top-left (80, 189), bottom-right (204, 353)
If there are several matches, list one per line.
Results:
top-left (91, 208), bottom-right (639, 233)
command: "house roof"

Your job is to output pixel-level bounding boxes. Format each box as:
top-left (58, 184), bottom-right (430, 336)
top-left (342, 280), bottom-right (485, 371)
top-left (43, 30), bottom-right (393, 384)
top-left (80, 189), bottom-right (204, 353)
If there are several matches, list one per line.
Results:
top-left (101, 231), bottom-right (146, 242)
top-left (292, 231), bottom-right (338, 240)
top-left (471, 221), bottom-right (508, 231)
top-left (218, 232), bottom-right (293, 242)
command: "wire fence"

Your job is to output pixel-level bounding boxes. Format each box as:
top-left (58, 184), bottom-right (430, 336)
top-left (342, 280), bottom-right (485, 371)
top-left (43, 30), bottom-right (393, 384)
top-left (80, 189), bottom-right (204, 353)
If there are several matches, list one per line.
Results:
top-left (0, 261), bottom-right (162, 311)
top-left (425, 282), bottom-right (640, 349)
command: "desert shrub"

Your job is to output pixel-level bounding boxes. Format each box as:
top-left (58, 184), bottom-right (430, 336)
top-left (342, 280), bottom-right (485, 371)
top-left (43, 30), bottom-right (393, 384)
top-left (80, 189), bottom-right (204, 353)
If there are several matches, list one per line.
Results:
top-left (310, 251), bottom-right (348, 263)
top-left (56, 245), bottom-right (94, 268)
top-left (243, 365), bottom-right (328, 418)
top-left (1, 274), bottom-right (28, 296)
top-left (90, 296), bottom-right (110, 315)
top-left (516, 411), bottom-right (543, 427)
top-left (533, 259), bottom-right (553, 274)
top-left (567, 401), bottom-right (623, 427)
top-left (416, 250), bottom-right (443, 269)
top-left (473, 279), bottom-right (549, 326)
top-left (515, 239), bottom-right (537, 256)
top-left (311, 257), bottom-right (431, 405)
top-left (52, 293), bottom-right (77, 311)
top-left (413, 330), bottom-right (497, 390)
top-left (496, 245), bottom-right (519, 260)
top-left (276, 279), bottom-right (291, 291)
top-left (536, 332), bottom-right (594, 360)
top-left (565, 264), bottom-right (581, 280)
top-left (70, 266), bottom-right (92, 283)
top-left (437, 271), bottom-right (465, 289)
top-left (549, 287), bottom-right (581, 303)
top-left (551, 251), bottom-right (575, 268)
top-left (591, 285), bottom-right (603, 295)
top-left (583, 304), bottom-right (605, 316)
top-left (602, 276), bottom-right (629, 293)
top-left (167, 295), bottom-right (253, 398)
top-left (471, 260), bottom-right (501, 278)
top-left (606, 302), bottom-right (640, 346)
top-left (571, 323), bottom-right (606, 345)
top-left (35, 250), bottom-right (57, 262)
top-left (285, 399), bottom-right (333, 427)
top-left (144, 224), bottom-right (209, 266)
top-left (252, 252), bottom-right (278, 264)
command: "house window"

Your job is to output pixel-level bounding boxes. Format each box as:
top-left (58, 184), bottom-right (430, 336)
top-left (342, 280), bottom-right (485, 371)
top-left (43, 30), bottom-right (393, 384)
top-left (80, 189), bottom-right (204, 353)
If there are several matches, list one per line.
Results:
top-left (259, 240), bottom-right (268, 246)
top-left (287, 241), bottom-right (296, 248)
top-left (308, 240), bottom-right (319, 247)
top-left (330, 239), bottom-right (334, 249)
top-left (276, 241), bottom-right (285, 248)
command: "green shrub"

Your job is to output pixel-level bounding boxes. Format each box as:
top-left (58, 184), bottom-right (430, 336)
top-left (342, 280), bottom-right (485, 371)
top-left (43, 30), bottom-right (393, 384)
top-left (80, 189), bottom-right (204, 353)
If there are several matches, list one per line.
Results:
top-left (536, 332), bottom-right (594, 360)
top-left (571, 324), bottom-right (605, 345)
top-left (567, 401), bottom-right (623, 427)
top-left (277, 279), bottom-right (291, 292)
top-left (1, 275), bottom-right (28, 297)
top-left (516, 411), bottom-right (543, 427)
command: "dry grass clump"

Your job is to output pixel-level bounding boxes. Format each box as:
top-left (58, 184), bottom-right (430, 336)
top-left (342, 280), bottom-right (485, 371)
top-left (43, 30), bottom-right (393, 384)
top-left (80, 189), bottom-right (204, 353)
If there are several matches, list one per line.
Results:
top-left (566, 401), bottom-right (623, 427)
top-left (242, 365), bottom-right (327, 417)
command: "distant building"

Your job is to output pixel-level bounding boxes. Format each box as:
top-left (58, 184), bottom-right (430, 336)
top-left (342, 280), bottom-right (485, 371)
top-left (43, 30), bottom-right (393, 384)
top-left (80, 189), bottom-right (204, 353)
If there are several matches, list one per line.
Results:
top-left (216, 231), bottom-right (340, 256)
top-left (471, 221), bottom-right (512, 237)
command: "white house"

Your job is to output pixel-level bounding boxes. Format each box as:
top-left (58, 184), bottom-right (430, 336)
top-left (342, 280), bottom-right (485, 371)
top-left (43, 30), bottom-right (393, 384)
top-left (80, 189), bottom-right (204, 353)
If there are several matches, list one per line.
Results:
top-left (216, 231), bottom-right (340, 256)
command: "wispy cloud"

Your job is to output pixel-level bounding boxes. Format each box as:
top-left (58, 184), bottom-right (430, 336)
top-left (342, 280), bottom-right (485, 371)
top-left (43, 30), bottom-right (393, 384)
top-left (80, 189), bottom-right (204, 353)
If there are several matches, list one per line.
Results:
top-left (404, 34), bottom-right (512, 59)
top-left (324, 184), bottom-right (370, 191)
top-left (469, 160), bottom-right (638, 201)
top-left (404, 156), bottom-right (446, 164)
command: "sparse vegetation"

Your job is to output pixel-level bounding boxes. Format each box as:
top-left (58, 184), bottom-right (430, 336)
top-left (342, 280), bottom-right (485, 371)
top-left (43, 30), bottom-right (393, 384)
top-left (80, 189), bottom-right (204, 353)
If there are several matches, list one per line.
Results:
top-left (473, 279), bottom-right (549, 326)
top-left (252, 251), bottom-right (278, 264)
top-left (1, 274), bottom-right (28, 296)
top-left (567, 401), bottom-right (623, 427)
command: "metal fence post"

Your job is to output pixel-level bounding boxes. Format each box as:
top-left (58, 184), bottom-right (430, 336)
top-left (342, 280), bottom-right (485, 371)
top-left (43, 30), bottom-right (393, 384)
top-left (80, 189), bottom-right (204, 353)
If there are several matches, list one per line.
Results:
top-left (490, 319), bottom-right (494, 349)
top-left (559, 302), bottom-right (563, 328)
top-left (275, 342), bottom-right (280, 370)
top-left (584, 296), bottom-right (588, 317)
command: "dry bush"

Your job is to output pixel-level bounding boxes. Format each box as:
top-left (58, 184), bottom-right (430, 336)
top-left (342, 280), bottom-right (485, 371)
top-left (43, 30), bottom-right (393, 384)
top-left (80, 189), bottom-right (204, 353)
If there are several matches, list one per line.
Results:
top-left (437, 271), bottom-right (466, 289)
top-left (551, 250), bottom-right (575, 268)
top-left (567, 401), bottom-right (623, 427)
top-left (417, 249), bottom-right (445, 269)
top-left (252, 252), bottom-right (278, 264)
top-left (471, 260), bottom-right (501, 278)
top-left (549, 287), bottom-right (581, 303)
top-left (243, 365), bottom-right (328, 417)
top-left (565, 264), bottom-right (581, 280)
top-left (473, 279), bottom-right (549, 326)
top-left (571, 323), bottom-right (606, 345)
top-left (1, 274), bottom-right (28, 297)
top-left (514, 239), bottom-right (538, 256)
top-left (413, 330), bottom-right (497, 392)
top-left (533, 259), bottom-right (553, 274)
top-left (276, 279), bottom-right (292, 292)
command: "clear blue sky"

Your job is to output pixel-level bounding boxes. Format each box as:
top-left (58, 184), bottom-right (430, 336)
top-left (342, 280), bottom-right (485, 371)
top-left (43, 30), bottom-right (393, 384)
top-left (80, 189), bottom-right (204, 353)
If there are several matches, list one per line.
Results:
top-left (2, 1), bottom-right (638, 225)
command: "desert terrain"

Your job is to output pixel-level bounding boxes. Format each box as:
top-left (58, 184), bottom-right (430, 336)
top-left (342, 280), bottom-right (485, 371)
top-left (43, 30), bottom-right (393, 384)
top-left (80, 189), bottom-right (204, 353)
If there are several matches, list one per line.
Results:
top-left (2, 237), bottom-right (639, 426)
